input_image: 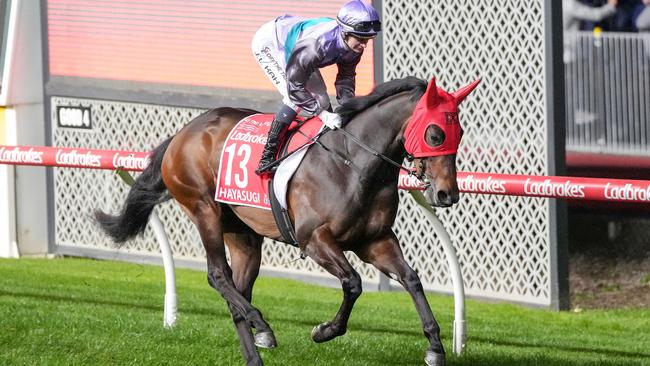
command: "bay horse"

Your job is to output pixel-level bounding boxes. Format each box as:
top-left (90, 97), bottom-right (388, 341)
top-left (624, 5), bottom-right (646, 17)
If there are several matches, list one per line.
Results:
top-left (95, 76), bottom-right (479, 366)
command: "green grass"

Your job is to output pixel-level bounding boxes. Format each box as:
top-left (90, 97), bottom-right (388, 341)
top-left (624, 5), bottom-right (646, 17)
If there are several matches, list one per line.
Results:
top-left (0, 258), bottom-right (648, 366)
top-left (642, 274), bottom-right (650, 285)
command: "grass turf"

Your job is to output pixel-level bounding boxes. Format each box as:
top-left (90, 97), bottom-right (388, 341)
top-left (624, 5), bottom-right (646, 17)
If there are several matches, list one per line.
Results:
top-left (0, 258), bottom-right (648, 365)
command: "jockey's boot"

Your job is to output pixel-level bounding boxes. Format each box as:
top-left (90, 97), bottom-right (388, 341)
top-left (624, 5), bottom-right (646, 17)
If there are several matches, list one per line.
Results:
top-left (255, 105), bottom-right (297, 175)
top-left (255, 119), bottom-right (287, 174)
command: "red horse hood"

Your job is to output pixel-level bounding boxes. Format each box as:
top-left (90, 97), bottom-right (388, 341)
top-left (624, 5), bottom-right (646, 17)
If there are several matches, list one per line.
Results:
top-left (404, 77), bottom-right (480, 158)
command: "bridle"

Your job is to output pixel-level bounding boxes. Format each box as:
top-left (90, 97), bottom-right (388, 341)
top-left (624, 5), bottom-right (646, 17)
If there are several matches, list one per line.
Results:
top-left (413, 157), bottom-right (427, 181)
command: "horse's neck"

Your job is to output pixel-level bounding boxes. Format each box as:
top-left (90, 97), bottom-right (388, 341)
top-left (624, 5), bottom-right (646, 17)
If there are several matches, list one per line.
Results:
top-left (342, 93), bottom-right (416, 179)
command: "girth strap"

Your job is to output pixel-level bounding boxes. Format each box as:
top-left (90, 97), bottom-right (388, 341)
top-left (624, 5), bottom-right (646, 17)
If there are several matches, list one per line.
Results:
top-left (266, 123), bottom-right (311, 251)
top-left (268, 179), bottom-right (300, 248)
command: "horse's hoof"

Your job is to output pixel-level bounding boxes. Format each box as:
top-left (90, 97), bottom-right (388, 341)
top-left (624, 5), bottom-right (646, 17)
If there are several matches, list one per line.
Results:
top-left (311, 322), bottom-right (343, 343)
top-left (424, 351), bottom-right (445, 366)
top-left (311, 323), bottom-right (328, 343)
top-left (254, 331), bottom-right (277, 349)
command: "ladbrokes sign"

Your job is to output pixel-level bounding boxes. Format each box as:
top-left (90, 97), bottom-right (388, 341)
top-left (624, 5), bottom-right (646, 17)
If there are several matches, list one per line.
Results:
top-left (2, 145), bottom-right (650, 203)
top-left (523, 178), bottom-right (585, 198)
top-left (604, 183), bottom-right (650, 202)
top-left (0, 145), bottom-right (150, 172)
top-left (112, 153), bottom-right (149, 170)
top-left (55, 149), bottom-right (102, 167)
top-left (0, 146), bottom-right (44, 164)
top-left (455, 172), bottom-right (650, 203)
top-left (459, 174), bottom-right (506, 194)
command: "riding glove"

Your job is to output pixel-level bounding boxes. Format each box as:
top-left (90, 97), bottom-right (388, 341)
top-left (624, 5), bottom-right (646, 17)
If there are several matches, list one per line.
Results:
top-left (318, 110), bottom-right (342, 130)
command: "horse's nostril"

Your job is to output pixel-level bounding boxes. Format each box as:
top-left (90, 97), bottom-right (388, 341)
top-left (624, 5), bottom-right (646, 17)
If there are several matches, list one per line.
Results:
top-left (437, 190), bottom-right (449, 204)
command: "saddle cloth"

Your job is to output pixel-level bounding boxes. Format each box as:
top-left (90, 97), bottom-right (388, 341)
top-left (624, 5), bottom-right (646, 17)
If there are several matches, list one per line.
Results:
top-left (214, 113), bottom-right (323, 209)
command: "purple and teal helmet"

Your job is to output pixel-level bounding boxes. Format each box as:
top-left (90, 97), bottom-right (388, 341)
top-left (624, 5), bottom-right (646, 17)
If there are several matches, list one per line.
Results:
top-left (337, 0), bottom-right (382, 38)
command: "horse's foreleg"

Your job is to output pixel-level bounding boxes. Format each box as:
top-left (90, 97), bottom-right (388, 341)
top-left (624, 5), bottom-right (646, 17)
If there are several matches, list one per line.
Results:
top-left (357, 233), bottom-right (446, 366)
top-left (224, 232), bottom-right (269, 365)
top-left (304, 225), bottom-right (362, 343)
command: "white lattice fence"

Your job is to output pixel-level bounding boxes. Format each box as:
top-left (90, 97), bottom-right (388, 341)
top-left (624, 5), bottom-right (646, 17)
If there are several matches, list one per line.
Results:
top-left (52, 98), bottom-right (206, 260)
top-left (384, 0), bottom-right (551, 304)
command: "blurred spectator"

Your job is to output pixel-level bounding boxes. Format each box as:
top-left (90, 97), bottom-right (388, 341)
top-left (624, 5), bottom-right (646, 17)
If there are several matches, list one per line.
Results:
top-left (610, 0), bottom-right (640, 31)
top-left (563, 0), bottom-right (618, 62)
top-left (636, 0), bottom-right (650, 31)
top-left (581, 0), bottom-right (649, 32)
top-left (563, 0), bottom-right (618, 130)
top-left (580, 0), bottom-right (621, 30)
top-left (564, 0), bottom-right (618, 34)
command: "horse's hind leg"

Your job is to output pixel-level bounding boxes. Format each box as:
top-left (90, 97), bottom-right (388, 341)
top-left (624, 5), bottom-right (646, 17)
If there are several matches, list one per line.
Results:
top-left (304, 226), bottom-right (362, 343)
top-left (224, 231), bottom-right (270, 365)
top-left (357, 232), bottom-right (446, 366)
top-left (178, 197), bottom-right (275, 364)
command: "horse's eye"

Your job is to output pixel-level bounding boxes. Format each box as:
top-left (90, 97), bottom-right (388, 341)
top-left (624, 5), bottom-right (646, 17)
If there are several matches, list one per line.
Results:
top-left (425, 125), bottom-right (445, 147)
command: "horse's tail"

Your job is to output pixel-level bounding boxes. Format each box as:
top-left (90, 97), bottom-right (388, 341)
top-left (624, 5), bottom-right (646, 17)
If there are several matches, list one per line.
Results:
top-left (94, 136), bottom-right (173, 244)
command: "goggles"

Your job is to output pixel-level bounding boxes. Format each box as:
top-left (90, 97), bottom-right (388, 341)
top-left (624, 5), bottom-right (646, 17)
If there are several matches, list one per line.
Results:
top-left (338, 18), bottom-right (382, 33)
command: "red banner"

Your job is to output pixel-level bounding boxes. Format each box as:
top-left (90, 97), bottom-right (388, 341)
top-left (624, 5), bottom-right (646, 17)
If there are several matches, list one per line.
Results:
top-left (0, 145), bottom-right (149, 171)
top-left (398, 171), bottom-right (650, 204)
top-left (3, 145), bottom-right (650, 203)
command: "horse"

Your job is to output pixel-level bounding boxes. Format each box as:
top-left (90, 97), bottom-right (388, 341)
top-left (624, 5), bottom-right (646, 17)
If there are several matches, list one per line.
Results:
top-left (94, 76), bottom-right (479, 366)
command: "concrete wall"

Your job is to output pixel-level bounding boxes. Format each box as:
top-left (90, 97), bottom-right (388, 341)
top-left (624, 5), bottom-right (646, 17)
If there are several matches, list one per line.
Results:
top-left (0, 107), bottom-right (18, 257)
top-left (0, 0), bottom-right (47, 257)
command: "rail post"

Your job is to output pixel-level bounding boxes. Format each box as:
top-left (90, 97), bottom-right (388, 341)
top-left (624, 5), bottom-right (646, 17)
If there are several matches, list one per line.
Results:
top-left (409, 190), bottom-right (466, 355)
top-left (116, 169), bottom-right (177, 328)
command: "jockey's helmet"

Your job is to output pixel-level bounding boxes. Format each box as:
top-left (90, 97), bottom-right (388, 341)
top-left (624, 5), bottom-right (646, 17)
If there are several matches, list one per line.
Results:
top-left (337, 0), bottom-right (382, 39)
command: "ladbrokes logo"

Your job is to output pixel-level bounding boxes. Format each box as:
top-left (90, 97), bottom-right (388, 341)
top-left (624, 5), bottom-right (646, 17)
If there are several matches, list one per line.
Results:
top-left (459, 175), bottom-right (506, 193)
top-left (0, 147), bottom-right (44, 164)
top-left (398, 173), bottom-right (425, 189)
top-left (55, 149), bottom-right (102, 167)
top-left (604, 183), bottom-right (650, 201)
top-left (524, 179), bottom-right (585, 198)
top-left (112, 153), bottom-right (149, 170)
top-left (231, 131), bottom-right (268, 145)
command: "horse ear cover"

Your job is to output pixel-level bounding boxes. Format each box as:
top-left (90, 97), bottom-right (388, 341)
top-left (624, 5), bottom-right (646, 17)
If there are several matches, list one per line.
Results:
top-left (452, 78), bottom-right (481, 104)
top-left (425, 77), bottom-right (441, 108)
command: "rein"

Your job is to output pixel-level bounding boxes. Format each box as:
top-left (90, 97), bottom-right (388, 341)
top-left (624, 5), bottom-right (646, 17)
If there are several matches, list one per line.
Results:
top-left (320, 127), bottom-right (427, 182)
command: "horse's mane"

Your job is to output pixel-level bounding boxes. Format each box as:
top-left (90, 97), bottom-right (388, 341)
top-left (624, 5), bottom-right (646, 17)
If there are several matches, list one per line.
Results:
top-left (336, 76), bottom-right (427, 125)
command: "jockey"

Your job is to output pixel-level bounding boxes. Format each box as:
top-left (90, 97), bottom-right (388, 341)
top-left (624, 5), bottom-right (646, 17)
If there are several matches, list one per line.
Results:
top-left (251, 0), bottom-right (381, 175)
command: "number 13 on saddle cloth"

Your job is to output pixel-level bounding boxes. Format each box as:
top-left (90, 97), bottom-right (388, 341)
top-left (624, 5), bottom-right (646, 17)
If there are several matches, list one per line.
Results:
top-left (215, 113), bottom-right (324, 209)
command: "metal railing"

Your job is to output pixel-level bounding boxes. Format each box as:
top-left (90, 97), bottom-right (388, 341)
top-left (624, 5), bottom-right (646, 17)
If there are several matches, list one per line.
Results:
top-left (565, 31), bottom-right (650, 156)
